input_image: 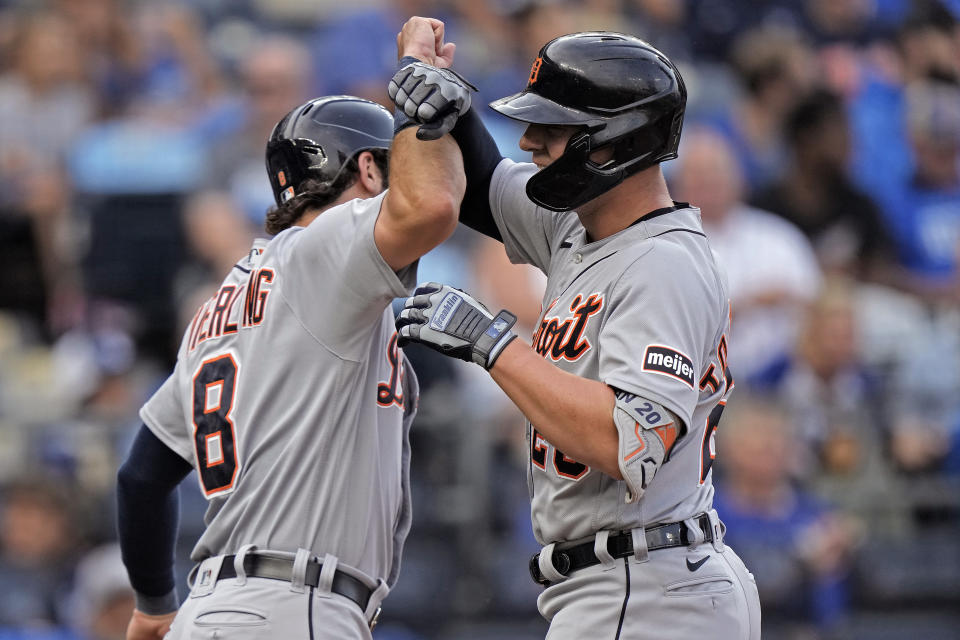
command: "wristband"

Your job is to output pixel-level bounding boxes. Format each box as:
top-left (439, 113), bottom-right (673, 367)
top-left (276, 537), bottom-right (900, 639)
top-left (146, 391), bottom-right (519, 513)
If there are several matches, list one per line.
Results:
top-left (135, 588), bottom-right (179, 616)
top-left (473, 310), bottom-right (518, 369)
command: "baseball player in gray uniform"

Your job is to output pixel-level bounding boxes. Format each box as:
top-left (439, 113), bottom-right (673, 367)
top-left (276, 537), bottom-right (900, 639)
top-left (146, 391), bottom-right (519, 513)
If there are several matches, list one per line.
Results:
top-left (115, 23), bottom-right (464, 640)
top-left (388, 21), bottom-right (761, 639)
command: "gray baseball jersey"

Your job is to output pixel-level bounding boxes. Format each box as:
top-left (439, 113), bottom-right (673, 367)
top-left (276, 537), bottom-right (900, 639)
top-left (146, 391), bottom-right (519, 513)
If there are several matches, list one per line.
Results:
top-left (140, 192), bottom-right (418, 587)
top-left (489, 160), bottom-right (733, 546)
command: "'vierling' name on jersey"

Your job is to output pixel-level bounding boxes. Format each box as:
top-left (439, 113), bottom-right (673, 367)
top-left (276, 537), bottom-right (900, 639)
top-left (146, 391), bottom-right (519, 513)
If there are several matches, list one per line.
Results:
top-left (187, 267), bottom-right (275, 352)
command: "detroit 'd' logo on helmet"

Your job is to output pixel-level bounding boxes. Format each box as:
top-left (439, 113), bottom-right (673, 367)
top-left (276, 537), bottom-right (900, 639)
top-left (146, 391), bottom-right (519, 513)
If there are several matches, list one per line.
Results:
top-left (528, 57), bottom-right (543, 85)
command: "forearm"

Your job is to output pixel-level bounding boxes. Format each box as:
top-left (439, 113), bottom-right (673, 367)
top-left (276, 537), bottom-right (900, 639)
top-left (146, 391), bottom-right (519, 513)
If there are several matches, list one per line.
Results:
top-left (450, 106), bottom-right (504, 241)
top-left (391, 127), bottom-right (465, 222)
top-left (117, 425), bottom-right (191, 614)
top-left (379, 128), bottom-right (463, 265)
top-left (490, 340), bottom-right (622, 478)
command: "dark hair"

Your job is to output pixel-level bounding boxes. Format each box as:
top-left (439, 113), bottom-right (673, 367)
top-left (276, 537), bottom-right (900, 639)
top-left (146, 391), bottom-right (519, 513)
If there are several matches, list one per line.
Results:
top-left (785, 89), bottom-right (845, 145)
top-left (264, 148), bottom-right (389, 235)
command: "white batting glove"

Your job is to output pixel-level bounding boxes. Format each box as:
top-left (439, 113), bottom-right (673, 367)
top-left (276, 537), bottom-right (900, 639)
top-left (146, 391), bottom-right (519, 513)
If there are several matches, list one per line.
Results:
top-left (396, 283), bottom-right (517, 369)
top-left (388, 61), bottom-right (476, 140)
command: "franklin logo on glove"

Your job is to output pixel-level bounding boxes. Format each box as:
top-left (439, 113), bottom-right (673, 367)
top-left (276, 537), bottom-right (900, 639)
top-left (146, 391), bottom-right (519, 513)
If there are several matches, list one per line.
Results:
top-left (431, 292), bottom-right (463, 331)
top-left (397, 282), bottom-right (517, 370)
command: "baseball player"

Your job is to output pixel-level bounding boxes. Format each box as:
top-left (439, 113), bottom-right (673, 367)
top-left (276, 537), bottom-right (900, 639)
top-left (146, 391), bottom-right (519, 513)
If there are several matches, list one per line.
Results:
top-left (389, 21), bottom-right (762, 639)
top-left (115, 23), bottom-right (464, 640)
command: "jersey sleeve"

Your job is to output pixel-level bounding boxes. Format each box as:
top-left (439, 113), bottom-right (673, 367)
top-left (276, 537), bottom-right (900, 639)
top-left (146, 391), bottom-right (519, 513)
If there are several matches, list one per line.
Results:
top-left (488, 159), bottom-right (558, 273)
top-left (598, 247), bottom-right (704, 432)
top-left (139, 362), bottom-right (194, 464)
top-left (276, 192), bottom-right (416, 360)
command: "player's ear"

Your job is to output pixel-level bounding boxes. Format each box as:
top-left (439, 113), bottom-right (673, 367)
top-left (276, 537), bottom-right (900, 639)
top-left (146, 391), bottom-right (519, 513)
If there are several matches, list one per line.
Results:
top-left (356, 151), bottom-right (385, 196)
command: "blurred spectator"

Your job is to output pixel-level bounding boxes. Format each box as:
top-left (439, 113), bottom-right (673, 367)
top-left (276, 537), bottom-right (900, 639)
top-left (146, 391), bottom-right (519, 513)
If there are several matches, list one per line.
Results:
top-left (765, 277), bottom-right (908, 528)
top-left (714, 393), bottom-right (860, 634)
top-left (206, 35), bottom-right (312, 227)
top-left (622, 0), bottom-right (694, 64)
top-left (50, 0), bottom-right (142, 117)
top-left (882, 301), bottom-right (960, 475)
top-left (672, 126), bottom-right (822, 383)
top-left (849, 1), bottom-right (960, 245)
top-left (701, 25), bottom-right (819, 192)
top-left (0, 12), bottom-right (93, 335)
top-left (0, 13), bottom-right (94, 190)
top-left (126, 4), bottom-right (225, 123)
top-left (0, 1), bottom-right (958, 637)
top-left (752, 89), bottom-right (897, 280)
top-left (66, 544), bottom-right (133, 640)
top-left (685, 0), bottom-right (803, 62)
top-left (0, 479), bottom-right (78, 627)
top-left (311, 0), bottom-right (458, 107)
top-left (799, 0), bottom-right (884, 46)
top-left (876, 80), bottom-right (960, 296)
top-left (173, 190), bottom-right (257, 336)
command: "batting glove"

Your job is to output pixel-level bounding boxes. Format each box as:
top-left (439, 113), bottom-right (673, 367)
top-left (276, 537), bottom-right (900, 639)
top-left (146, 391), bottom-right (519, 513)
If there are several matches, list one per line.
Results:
top-left (396, 283), bottom-right (518, 369)
top-left (388, 61), bottom-right (476, 141)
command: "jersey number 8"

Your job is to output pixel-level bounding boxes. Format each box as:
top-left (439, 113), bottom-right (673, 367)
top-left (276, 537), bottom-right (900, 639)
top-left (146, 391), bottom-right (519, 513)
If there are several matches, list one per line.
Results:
top-left (192, 354), bottom-right (240, 496)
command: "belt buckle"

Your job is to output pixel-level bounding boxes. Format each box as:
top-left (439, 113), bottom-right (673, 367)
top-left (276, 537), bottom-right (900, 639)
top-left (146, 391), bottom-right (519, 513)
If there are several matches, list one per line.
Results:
top-left (369, 606), bottom-right (382, 631)
top-left (528, 553), bottom-right (549, 586)
top-left (528, 549), bottom-right (571, 586)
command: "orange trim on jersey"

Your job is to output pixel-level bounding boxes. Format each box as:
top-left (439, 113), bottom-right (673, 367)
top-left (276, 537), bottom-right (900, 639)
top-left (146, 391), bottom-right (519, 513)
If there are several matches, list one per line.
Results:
top-left (653, 422), bottom-right (678, 454)
top-left (623, 421), bottom-right (677, 462)
top-left (697, 398), bottom-right (726, 486)
top-left (554, 450), bottom-right (589, 480)
top-left (205, 431), bottom-right (225, 466)
top-left (532, 429), bottom-right (548, 470)
top-left (192, 353), bottom-right (241, 497)
top-left (623, 421), bottom-right (647, 462)
top-left (532, 293), bottom-right (604, 362)
top-left (699, 363), bottom-right (720, 393)
top-left (203, 380), bottom-right (224, 413)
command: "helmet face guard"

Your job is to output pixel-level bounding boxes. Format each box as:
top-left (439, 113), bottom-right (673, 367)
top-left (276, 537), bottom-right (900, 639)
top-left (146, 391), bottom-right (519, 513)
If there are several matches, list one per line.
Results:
top-left (521, 105), bottom-right (672, 212)
top-left (490, 32), bottom-right (686, 212)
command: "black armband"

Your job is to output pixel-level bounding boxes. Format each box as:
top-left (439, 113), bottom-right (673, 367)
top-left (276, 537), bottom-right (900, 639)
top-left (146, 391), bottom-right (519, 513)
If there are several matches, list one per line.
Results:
top-left (449, 106), bottom-right (505, 241)
top-left (117, 424), bottom-right (192, 612)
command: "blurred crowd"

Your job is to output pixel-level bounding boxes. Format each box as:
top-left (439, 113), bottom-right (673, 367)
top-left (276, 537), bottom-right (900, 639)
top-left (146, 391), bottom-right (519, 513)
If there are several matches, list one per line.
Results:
top-left (0, 0), bottom-right (959, 639)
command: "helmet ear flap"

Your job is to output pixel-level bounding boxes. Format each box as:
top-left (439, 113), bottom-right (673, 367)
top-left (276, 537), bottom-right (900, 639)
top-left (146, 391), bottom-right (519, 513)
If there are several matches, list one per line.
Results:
top-left (266, 139), bottom-right (311, 206)
top-left (265, 96), bottom-right (393, 208)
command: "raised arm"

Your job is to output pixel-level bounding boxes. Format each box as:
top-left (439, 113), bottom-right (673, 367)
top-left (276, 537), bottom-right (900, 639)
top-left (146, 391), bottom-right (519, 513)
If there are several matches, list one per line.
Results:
top-left (376, 129), bottom-right (464, 270)
top-left (375, 18), bottom-right (465, 271)
top-left (386, 17), bottom-right (505, 243)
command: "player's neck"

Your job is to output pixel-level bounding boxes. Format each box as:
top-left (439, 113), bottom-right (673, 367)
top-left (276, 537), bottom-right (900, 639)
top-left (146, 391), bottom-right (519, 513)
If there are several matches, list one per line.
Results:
top-left (576, 167), bottom-right (674, 242)
top-left (294, 184), bottom-right (377, 228)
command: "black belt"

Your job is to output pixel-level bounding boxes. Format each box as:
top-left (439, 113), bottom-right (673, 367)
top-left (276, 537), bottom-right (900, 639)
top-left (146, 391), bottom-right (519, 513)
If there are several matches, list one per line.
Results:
top-left (218, 554), bottom-right (373, 611)
top-left (529, 514), bottom-right (714, 586)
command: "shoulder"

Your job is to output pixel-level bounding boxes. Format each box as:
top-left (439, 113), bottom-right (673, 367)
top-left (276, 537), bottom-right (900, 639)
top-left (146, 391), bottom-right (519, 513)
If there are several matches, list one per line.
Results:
top-left (491, 158), bottom-right (538, 185)
top-left (277, 193), bottom-right (387, 252)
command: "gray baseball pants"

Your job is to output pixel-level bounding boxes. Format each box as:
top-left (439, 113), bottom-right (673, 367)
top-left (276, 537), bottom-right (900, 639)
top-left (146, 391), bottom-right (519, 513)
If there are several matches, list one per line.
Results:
top-left (537, 533), bottom-right (761, 639)
top-left (164, 548), bottom-right (387, 640)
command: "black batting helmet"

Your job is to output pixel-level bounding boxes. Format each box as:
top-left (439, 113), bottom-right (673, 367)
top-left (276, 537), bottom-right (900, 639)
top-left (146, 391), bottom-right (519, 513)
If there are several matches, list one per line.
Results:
top-left (266, 96), bottom-right (393, 207)
top-left (490, 33), bottom-right (686, 212)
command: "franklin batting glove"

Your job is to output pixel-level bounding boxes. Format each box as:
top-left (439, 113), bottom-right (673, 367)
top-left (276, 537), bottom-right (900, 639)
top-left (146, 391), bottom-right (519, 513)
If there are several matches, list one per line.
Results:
top-left (396, 282), bottom-right (517, 369)
top-left (388, 61), bottom-right (477, 141)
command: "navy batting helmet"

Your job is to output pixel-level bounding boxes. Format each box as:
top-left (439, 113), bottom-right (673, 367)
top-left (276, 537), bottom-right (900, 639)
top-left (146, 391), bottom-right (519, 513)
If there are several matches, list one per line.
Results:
top-left (265, 96), bottom-right (393, 207)
top-left (490, 33), bottom-right (686, 212)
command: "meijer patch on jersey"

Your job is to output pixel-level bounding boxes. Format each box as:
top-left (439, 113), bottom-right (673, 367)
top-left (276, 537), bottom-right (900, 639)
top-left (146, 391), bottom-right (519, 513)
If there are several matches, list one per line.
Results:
top-left (642, 345), bottom-right (695, 388)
